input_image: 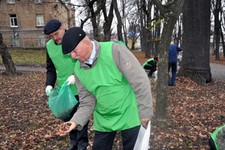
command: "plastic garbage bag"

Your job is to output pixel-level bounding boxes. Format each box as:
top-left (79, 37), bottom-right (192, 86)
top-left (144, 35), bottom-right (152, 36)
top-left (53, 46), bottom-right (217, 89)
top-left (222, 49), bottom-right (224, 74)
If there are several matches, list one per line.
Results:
top-left (134, 121), bottom-right (151, 150)
top-left (47, 81), bottom-right (78, 120)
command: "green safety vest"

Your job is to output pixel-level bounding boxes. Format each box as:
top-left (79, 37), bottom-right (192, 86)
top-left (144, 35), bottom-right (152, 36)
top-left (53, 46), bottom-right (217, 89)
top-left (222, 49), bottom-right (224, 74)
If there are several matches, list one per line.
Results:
top-left (143, 58), bottom-right (154, 67)
top-left (74, 42), bottom-right (140, 132)
top-left (46, 40), bottom-right (78, 95)
top-left (209, 124), bottom-right (225, 150)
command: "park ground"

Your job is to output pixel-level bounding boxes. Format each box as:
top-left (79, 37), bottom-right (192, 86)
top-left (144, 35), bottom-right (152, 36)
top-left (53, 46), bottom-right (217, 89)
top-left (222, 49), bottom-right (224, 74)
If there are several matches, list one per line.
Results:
top-left (0, 52), bottom-right (225, 149)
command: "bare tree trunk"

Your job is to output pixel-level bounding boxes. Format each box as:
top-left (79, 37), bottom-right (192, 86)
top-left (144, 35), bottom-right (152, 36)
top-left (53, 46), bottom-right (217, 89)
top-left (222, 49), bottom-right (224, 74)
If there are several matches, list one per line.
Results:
top-left (113, 0), bottom-right (123, 41)
top-left (220, 29), bottom-right (225, 57)
top-left (122, 0), bottom-right (128, 46)
top-left (155, 7), bottom-right (161, 56)
top-left (179, 0), bottom-right (211, 85)
top-left (152, 0), bottom-right (185, 121)
top-left (156, 17), bottom-right (177, 120)
top-left (219, 5), bottom-right (225, 58)
top-left (131, 36), bottom-right (136, 50)
top-left (0, 33), bottom-right (16, 75)
top-left (138, 0), bottom-right (146, 53)
top-left (139, 0), bottom-right (153, 58)
top-left (213, 0), bottom-right (221, 60)
top-left (102, 0), bottom-right (114, 41)
top-left (86, 0), bottom-right (104, 41)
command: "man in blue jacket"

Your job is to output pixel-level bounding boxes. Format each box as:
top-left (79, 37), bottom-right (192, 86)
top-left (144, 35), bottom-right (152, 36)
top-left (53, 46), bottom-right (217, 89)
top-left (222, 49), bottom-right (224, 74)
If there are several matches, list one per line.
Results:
top-left (168, 42), bottom-right (182, 86)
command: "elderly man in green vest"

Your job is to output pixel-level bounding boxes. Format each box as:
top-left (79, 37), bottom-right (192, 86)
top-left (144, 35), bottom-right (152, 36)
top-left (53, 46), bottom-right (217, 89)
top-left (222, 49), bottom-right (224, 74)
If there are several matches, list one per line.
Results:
top-left (44, 20), bottom-right (88, 150)
top-left (58, 27), bottom-right (153, 150)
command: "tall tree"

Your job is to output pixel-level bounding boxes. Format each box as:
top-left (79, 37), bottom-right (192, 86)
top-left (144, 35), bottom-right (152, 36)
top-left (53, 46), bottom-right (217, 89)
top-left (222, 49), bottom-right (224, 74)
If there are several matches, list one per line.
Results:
top-left (139, 0), bottom-right (154, 58)
top-left (212, 0), bottom-right (222, 60)
top-left (178, 0), bottom-right (211, 85)
top-left (102, 0), bottom-right (114, 41)
top-left (152, 0), bottom-right (185, 120)
top-left (113, 0), bottom-right (123, 41)
top-left (0, 33), bottom-right (16, 75)
top-left (87, 0), bottom-right (104, 41)
top-left (121, 0), bottom-right (128, 45)
top-left (74, 0), bottom-right (105, 41)
top-left (221, 4), bottom-right (225, 57)
top-left (128, 22), bottom-right (139, 50)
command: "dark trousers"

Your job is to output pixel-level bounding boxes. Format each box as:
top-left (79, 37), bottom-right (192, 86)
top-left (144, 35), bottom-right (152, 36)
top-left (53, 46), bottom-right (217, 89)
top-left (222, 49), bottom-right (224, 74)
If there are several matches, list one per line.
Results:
top-left (93, 125), bottom-right (140, 150)
top-left (143, 66), bottom-right (156, 77)
top-left (63, 95), bottom-right (89, 150)
top-left (168, 61), bottom-right (177, 86)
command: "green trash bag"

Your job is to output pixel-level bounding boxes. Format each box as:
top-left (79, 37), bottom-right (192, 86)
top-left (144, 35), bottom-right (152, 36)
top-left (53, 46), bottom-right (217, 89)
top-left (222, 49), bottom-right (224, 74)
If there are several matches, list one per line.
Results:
top-left (47, 81), bottom-right (78, 120)
top-left (209, 124), bottom-right (225, 150)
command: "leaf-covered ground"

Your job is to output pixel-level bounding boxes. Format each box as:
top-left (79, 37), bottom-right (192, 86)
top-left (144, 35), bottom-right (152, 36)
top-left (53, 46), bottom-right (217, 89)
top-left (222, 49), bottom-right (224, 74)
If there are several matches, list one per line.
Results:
top-left (0, 51), bottom-right (224, 149)
top-left (0, 70), bottom-right (225, 150)
top-left (151, 77), bottom-right (225, 149)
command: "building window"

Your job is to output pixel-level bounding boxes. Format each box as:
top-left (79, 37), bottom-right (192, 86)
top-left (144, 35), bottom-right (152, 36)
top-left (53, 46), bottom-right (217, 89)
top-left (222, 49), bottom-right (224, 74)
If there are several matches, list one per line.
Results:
top-left (7, 0), bottom-right (15, 4)
top-left (10, 14), bottom-right (18, 27)
top-left (36, 14), bottom-right (44, 27)
top-left (35, 0), bottom-right (43, 4)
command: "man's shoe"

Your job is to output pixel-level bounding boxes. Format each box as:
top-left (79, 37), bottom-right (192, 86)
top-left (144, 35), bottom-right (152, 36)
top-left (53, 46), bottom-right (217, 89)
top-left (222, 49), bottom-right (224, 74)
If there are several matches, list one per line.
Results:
top-left (65, 145), bottom-right (77, 150)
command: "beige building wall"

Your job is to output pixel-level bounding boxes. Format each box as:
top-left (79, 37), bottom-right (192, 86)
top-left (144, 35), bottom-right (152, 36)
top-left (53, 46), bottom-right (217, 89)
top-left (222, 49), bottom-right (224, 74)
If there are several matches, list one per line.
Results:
top-left (0, 0), bottom-right (75, 48)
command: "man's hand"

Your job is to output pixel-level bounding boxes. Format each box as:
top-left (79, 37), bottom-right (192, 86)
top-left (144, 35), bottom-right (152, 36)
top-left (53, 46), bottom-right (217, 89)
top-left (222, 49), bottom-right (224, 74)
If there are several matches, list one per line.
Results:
top-left (45, 85), bottom-right (53, 96)
top-left (57, 121), bottom-right (77, 136)
top-left (141, 118), bottom-right (151, 128)
top-left (66, 75), bottom-right (75, 86)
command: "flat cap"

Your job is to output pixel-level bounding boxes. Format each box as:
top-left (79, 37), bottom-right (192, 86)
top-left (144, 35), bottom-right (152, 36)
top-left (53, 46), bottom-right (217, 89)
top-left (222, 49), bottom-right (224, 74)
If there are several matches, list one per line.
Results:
top-left (62, 27), bottom-right (86, 54)
top-left (44, 19), bottom-right (61, 35)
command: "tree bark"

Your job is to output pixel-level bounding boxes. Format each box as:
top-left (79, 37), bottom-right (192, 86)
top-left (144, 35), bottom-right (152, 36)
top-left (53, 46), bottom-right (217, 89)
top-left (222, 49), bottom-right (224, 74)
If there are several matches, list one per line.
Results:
top-left (152, 0), bottom-right (185, 120)
top-left (220, 28), bottom-right (225, 57)
top-left (113, 0), bottom-right (123, 41)
top-left (213, 0), bottom-right (221, 60)
top-left (0, 33), bottom-right (16, 75)
top-left (178, 0), bottom-right (211, 85)
top-left (102, 0), bottom-right (114, 41)
top-left (87, 0), bottom-right (103, 41)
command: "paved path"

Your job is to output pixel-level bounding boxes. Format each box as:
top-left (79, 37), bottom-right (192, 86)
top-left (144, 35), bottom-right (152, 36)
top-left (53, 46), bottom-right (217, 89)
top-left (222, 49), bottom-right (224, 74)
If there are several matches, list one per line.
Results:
top-left (0, 64), bottom-right (46, 72)
top-left (210, 63), bottom-right (225, 81)
top-left (0, 63), bottom-right (224, 81)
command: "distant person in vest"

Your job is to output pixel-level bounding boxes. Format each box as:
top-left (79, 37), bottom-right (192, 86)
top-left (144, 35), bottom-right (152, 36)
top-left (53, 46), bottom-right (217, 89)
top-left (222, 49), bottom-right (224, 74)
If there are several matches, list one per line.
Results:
top-left (168, 40), bottom-right (182, 86)
top-left (143, 56), bottom-right (158, 77)
top-left (58, 27), bottom-right (153, 150)
top-left (44, 20), bottom-right (89, 150)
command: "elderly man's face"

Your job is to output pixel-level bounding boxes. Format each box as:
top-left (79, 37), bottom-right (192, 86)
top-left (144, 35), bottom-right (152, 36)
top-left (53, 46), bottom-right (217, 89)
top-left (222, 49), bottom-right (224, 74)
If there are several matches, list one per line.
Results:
top-left (49, 27), bottom-right (65, 44)
top-left (70, 38), bottom-right (92, 63)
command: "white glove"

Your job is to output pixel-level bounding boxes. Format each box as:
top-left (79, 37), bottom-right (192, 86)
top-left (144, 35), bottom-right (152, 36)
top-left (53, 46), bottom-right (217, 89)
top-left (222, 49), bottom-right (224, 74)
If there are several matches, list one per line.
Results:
top-left (45, 85), bottom-right (53, 96)
top-left (67, 75), bottom-right (75, 86)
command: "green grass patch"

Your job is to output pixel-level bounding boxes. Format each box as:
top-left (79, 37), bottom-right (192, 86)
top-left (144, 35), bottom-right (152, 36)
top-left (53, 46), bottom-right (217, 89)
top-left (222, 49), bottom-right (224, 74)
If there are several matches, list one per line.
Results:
top-left (0, 49), bottom-right (144, 65)
top-left (0, 49), bottom-right (46, 65)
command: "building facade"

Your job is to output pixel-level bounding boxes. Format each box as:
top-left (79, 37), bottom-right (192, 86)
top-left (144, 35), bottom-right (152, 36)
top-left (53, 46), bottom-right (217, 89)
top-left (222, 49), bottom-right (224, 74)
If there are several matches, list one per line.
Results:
top-left (0, 0), bottom-right (75, 48)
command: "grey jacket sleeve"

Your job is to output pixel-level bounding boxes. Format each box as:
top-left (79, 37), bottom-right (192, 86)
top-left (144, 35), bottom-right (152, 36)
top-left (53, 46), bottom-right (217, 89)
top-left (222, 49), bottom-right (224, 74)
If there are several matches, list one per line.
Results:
top-left (112, 43), bottom-right (153, 119)
top-left (70, 74), bottom-right (96, 130)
